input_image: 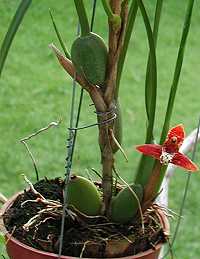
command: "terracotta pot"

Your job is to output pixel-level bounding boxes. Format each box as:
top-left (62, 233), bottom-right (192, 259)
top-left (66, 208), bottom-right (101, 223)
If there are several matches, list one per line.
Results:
top-left (0, 193), bottom-right (169, 259)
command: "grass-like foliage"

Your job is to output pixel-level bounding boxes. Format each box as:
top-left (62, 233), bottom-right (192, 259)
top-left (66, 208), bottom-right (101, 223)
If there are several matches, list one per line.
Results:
top-left (0, 0), bottom-right (32, 77)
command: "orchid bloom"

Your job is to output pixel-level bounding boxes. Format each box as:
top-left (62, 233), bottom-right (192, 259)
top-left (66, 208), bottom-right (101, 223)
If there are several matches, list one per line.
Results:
top-left (136, 124), bottom-right (198, 172)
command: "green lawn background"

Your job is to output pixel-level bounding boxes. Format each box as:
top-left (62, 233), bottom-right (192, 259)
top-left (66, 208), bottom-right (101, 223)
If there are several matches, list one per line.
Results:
top-left (0, 1), bottom-right (200, 258)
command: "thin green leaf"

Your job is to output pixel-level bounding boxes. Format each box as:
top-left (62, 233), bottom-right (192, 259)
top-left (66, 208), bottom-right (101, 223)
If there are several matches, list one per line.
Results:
top-left (145, 0), bottom-right (163, 120)
top-left (49, 9), bottom-right (71, 59)
top-left (136, 0), bottom-right (157, 144)
top-left (0, 0), bottom-right (32, 77)
top-left (134, 0), bottom-right (157, 187)
top-left (160, 0), bottom-right (195, 144)
top-left (74, 0), bottom-right (90, 36)
top-left (115, 0), bottom-right (138, 99)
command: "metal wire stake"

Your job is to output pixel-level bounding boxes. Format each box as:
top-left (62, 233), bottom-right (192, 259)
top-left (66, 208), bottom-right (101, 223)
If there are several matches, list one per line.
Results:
top-left (68, 113), bottom-right (117, 131)
top-left (58, 1), bottom-right (97, 257)
top-left (70, 0), bottom-right (97, 162)
top-left (57, 24), bottom-right (80, 259)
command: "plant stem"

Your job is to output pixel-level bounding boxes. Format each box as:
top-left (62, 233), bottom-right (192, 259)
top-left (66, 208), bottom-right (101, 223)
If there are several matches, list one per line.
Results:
top-left (115, 0), bottom-right (138, 99)
top-left (104, 0), bottom-right (128, 105)
top-left (99, 123), bottom-right (114, 216)
top-left (101, 0), bottom-right (115, 20)
top-left (101, 0), bottom-right (121, 29)
top-left (74, 0), bottom-right (90, 36)
top-left (101, 0), bottom-right (129, 216)
top-left (142, 162), bottom-right (163, 209)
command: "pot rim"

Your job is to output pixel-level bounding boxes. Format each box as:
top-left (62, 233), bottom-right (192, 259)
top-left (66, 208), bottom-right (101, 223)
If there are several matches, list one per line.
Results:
top-left (0, 192), bottom-right (169, 259)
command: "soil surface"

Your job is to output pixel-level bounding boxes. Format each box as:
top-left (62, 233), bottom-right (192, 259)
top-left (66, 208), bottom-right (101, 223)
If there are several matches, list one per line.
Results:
top-left (3, 178), bottom-right (167, 258)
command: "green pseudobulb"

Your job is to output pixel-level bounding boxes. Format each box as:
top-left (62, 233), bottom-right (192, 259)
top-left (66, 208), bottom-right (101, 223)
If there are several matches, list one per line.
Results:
top-left (71, 32), bottom-right (108, 85)
top-left (111, 184), bottom-right (143, 224)
top-left (66, 175), bottom-right (102, 216)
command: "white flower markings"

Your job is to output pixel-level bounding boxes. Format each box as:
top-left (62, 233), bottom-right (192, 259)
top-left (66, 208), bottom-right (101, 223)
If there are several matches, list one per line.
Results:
top-left (159, 149), bottom-right (175, 165)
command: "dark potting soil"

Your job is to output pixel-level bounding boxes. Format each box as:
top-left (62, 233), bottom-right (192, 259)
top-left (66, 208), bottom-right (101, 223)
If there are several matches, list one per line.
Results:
top-left (3, 178), bottom-right (167, 258)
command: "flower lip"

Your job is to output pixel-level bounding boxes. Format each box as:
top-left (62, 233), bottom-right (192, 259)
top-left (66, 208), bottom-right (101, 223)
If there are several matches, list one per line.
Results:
top-left (160, 151), bottom-right (174, 165)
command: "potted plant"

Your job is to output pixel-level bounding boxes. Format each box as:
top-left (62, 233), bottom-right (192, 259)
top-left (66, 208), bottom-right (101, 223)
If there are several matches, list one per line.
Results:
top-left (0, 0), bottom-right (198, 258)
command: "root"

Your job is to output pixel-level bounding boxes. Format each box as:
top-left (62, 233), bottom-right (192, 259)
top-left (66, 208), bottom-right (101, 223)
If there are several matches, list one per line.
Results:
top-left (21, 176), bottom-right (64, 232)
top-left (23, 207), bottom-right (61, 231)
top-left (80, 240), bottom-right (91, 258)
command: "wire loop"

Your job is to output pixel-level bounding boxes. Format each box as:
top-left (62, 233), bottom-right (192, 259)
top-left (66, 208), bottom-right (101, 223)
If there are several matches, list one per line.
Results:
top-left (68, 111), bottom-right (117, 131)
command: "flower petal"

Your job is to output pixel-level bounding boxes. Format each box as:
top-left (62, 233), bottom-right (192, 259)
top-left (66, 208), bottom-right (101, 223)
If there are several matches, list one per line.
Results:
top-left (167, 124), bottom-right (185, 145)
top-left (136, 144), bottom-right (162, 160)
top-left (163, 124), bottom-right (186, 153)
top-left (171, 152), bottom-right (198, 172)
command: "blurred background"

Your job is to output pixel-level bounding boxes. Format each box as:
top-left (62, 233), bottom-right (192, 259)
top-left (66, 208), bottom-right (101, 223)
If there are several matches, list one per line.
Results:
top-left (0, 1), bottom-right (200, 258)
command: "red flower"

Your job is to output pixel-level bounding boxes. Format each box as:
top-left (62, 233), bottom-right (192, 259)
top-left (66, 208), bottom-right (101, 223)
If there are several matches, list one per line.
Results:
top-left (136, 125), bottom-right (198, 172)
